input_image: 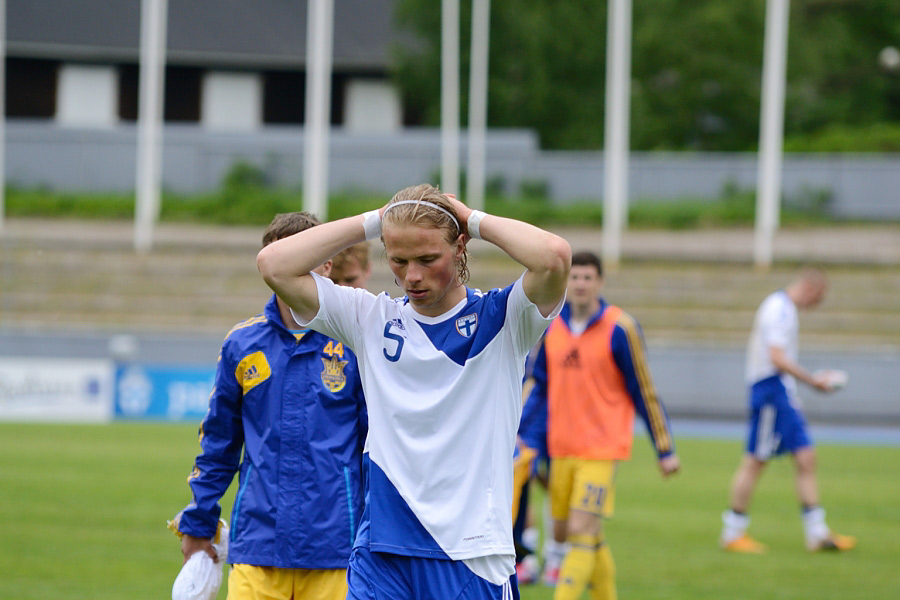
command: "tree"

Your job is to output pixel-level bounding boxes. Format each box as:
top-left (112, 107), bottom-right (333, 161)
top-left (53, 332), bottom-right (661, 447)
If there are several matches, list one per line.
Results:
top-left (391, 0), bottom-right (900, 151)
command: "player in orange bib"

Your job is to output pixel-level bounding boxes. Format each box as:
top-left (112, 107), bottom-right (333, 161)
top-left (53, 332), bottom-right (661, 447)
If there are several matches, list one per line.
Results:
top-left (518, 251), bottom-right (679, 600)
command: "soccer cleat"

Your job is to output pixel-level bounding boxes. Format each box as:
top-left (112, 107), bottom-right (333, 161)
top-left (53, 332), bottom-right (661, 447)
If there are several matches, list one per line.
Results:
top-left (807, 532), bottom-right (856, 552)
top-left (541, 565), bottom-right (560, 586)
top-left (721, 534), bottom-right (768, 554)
top-left (515, 554), bottom-right (540, 585)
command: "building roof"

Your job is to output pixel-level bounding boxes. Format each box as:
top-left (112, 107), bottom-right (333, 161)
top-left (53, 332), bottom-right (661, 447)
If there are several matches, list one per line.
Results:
top-left (7, 0), bottom-right (405, 71)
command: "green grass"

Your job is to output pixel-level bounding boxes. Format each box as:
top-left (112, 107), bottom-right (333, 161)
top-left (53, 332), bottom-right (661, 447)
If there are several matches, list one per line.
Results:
top-left (0, 424), bottom-right (897, 600)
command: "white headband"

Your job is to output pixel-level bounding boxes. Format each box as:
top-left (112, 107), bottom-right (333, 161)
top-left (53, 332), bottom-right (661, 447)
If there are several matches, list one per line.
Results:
top-left (383, 200), bottom-right (460, 233)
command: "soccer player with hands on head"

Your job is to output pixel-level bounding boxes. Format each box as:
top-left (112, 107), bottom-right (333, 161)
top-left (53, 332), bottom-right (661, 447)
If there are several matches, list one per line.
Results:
top-left (257, 183), bottom-right (571, 599)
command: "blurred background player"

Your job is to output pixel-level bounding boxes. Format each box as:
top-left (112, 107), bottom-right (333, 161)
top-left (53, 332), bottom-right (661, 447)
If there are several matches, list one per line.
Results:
top-left (257, 183), bottom-right (571, 599)
top-left (720, 268), bottom-right (856, 554)
top-left (519, 250), bottom-right (679, 600)
top-left (512, 353), bottom-right (550, 586)
top-left (171, 212), bottom-right (368, 600)
top-left (330, 241), bottom-right (372, 289)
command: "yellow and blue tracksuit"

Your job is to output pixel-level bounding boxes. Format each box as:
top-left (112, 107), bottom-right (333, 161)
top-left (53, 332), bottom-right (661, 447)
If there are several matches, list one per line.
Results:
top-left (519, 299), bottom-right (674, 461)
top-left (178, 295), bottom-right (367, 568)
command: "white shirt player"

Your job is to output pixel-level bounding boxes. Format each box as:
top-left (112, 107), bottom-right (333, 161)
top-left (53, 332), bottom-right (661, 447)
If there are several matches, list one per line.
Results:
top-left (746, 289), bottom-right (798, 395)
top-left (294, 271), bottom-right (562, 584)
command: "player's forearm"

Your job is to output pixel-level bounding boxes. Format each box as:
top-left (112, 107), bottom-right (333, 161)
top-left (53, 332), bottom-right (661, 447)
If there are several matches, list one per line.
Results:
top-left (257, 214), bottom-right (366, 319)
top-left (481, 214), bottom-right (569, 270)
top-left (478, 213), bottom-right (571, 310)
top-left (257, 215), bottom-right (366, 282)
top-left (770, 346), bottom-right (816, 387)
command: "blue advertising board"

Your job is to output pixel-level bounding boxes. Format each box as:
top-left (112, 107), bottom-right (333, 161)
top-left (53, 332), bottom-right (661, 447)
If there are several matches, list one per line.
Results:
top-left (115, 364), bottom-right (216, 421)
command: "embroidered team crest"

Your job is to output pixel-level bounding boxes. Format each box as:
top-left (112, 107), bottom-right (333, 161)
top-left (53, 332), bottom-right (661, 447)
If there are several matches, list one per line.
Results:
top-left (321, 355), bottom-right (349, 393)
top-left (455, 313), bottom-right (478, 338)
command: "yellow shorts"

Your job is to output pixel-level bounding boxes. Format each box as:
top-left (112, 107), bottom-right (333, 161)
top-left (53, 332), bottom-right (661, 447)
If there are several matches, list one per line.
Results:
top-left (227, 564), bottom-right (347, 600)
top-left (549, 457), bottom-right (618, 521)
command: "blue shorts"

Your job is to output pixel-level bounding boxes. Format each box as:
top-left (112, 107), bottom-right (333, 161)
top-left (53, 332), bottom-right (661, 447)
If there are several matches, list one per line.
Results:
top-left (347, 546), bottom-right (519, 600)
top-left (745, 375), bottom-right (812, 460)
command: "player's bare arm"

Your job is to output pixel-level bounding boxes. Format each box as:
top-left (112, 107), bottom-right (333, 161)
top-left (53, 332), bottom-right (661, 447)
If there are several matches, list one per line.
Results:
top-left (257, 215), bottom-right (369, 322)
top-left (446, 197), bottom-right (571, 316)
top-left (769, 345), bottom-right (831, 392)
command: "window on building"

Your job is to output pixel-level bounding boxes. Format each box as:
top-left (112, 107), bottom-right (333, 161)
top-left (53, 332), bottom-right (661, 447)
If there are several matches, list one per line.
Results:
top-left (7, 58), bottom-right (58, 118)
top-left (118, 64), bottom-right (138, 120)
top-left (118, 64), bottom-right (202, 122)
top-left (263, 70), bottom-right (305, 124)
top-left (165, 67), bottom-right (202, 121)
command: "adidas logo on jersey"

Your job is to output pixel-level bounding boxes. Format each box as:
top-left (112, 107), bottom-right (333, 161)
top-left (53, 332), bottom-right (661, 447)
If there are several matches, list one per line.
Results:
top-left (236, 351), bottom-right (272, 393)
top-left (562, 349), bottom-right (581, 368)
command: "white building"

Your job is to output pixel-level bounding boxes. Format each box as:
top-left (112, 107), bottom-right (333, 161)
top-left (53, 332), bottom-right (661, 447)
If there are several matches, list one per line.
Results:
top-left (7, 0), bottom-right (405, 133)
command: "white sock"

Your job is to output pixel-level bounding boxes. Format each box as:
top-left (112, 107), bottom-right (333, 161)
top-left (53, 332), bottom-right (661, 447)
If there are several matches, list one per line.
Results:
top-left (522, 526), bottom-right (539, 553)
top-left (803, 506), bottom-right (829, 544)
top-left (721, 509), bottom-right (750, 543)
top-left (543, 538), bottom-right (566, 569)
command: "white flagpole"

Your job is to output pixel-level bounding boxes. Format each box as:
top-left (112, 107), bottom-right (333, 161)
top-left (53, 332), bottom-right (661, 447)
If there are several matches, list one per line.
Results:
top-left (303, 0), bottom-right (334, 220)
top-left (441, 0), bottom-right (460, 196)
top-left (0, 0), bottom-right (6, 234)
top-left (134, 0), bottom-right (168, 253)
top-left (602, 0), bottom-right (632, 272)
top-left (465, 0), bottom-right (490, 211)
top-left (754, 0), bottom-right (790, 269)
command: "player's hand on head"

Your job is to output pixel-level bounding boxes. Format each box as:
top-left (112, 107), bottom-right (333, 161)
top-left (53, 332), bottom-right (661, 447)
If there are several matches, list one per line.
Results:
top-left (444, 194), bottom-right (472, 224)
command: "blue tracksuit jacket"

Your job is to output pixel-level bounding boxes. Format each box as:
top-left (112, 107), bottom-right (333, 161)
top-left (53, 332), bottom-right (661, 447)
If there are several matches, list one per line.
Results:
top-left (178, 295), bottom-right (367, 568)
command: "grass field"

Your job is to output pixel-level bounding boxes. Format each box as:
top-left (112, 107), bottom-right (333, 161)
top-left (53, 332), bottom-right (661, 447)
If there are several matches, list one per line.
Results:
top-left (0, 423), bottom-right (897, 600)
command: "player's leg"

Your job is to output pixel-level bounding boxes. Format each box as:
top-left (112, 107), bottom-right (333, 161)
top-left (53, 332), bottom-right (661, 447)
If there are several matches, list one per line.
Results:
top-left (590, 537), bottom-right (616, 600)
top-left (553, 460), bottom-right (615, 600)
top-left (589, 475), bottom-right (617, 600)
top-left (789, 443), bottom-right (855, 552)
top-left (721, 455), bottom-right (769, 552)
top-left (512, 447), bottom-right (540, 583)
top-left (729, 453), bottom-right (767, 513)
top-left (794, 445), bottom-right (819, 508)
top-left (553, 510), bottom-right (599, 600)
top-left (543, 458), bottom-right (574, 585)
top-left (721, 393), bottom-right (776, 553)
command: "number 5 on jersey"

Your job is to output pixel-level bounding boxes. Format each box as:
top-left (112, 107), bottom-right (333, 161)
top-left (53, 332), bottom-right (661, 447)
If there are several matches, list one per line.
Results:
top-left (383, 322), bottom-right (404, 362)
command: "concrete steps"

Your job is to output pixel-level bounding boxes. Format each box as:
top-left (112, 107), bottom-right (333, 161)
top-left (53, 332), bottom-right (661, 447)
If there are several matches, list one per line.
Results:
top-left (2, 219), bottom-right (898, 351)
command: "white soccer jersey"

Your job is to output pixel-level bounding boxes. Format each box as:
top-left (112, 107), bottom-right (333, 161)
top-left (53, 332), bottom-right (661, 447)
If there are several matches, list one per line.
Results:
top-left (295, 272), bottom-right (561, 583)
top-left (745, 289), bottom-right (798, 392)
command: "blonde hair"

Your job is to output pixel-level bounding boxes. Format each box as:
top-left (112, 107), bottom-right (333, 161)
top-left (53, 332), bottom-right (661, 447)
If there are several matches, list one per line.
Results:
top-left (383, 184), bottom-right (469, 285)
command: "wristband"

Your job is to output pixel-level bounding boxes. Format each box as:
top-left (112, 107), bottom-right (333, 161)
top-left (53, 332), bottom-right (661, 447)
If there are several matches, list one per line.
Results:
top-left (362, 210), bottom-right (382, 241)
top-left (467, 210), bottom-right (486, 240)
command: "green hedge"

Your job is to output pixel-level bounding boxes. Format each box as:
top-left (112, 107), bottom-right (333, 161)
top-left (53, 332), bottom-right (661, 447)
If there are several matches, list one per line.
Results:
top-left (784, 123), bottom-right (900, 152)
top-left (3, 162), bottom-right (865, 229)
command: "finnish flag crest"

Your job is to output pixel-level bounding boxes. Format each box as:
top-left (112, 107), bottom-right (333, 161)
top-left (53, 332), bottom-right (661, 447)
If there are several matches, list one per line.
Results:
top-left (455, 313), bottom-right (478, 338)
